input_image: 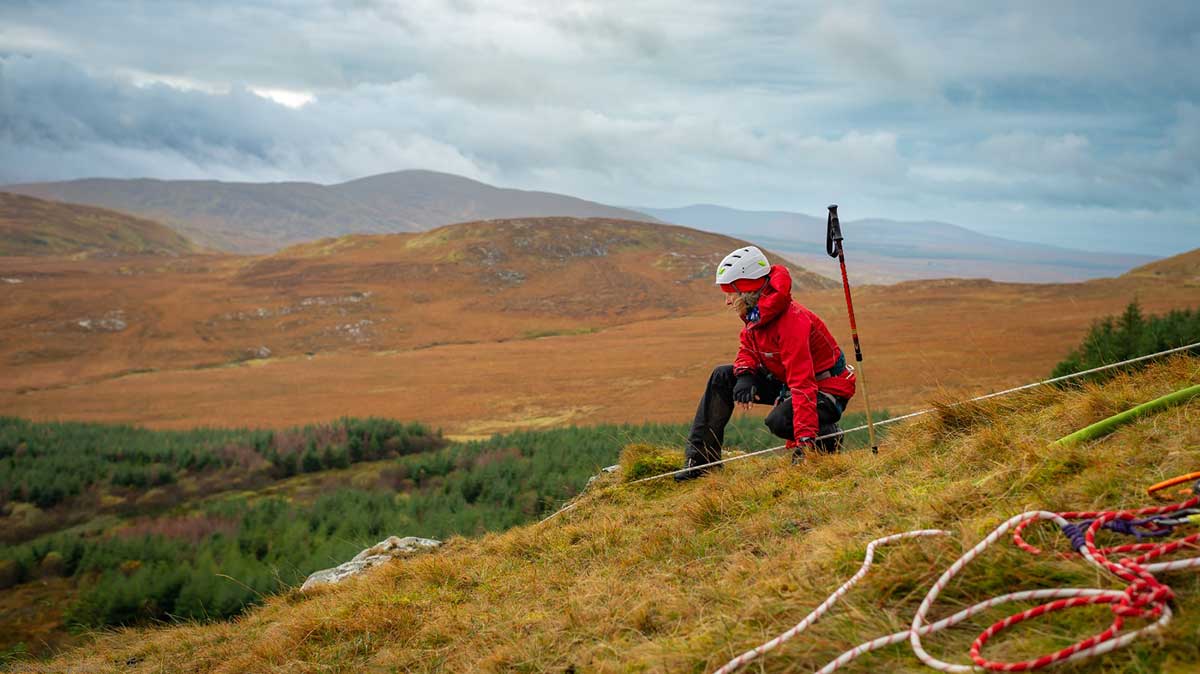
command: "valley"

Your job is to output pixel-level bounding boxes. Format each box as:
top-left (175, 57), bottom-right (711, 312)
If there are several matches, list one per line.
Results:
top-left (2, 232), bottom-right (1195, 434)
top-left (2, 209), bottom-right (1196, 665)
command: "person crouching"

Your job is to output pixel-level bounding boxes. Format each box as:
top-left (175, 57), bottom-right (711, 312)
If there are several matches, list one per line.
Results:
top-left (677, 246), bottom-right (857, 481)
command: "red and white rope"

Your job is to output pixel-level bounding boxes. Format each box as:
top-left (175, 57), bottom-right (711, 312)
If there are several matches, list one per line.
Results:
top-left (714, 498), bottom-right (1200, 674)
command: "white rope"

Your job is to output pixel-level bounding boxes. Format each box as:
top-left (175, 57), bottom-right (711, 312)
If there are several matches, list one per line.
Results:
top-left (624, 341), bottom-right (1200, 487)
top-left (538, 341), bottom-right (1199, 524)
top-left (714, 509), bottom-right (1200, 674)
top-left (712, 529), bottom-right (952, 674)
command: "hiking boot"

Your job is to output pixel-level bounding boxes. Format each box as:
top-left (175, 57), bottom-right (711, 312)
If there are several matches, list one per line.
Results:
top-left (816, 424), bottom-right (844, 454)
top-left (674, 456), bottom-right (719, 482)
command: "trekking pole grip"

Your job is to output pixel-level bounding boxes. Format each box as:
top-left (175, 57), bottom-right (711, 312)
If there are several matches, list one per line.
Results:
top-left (826, 204), bottom-right (843, 258)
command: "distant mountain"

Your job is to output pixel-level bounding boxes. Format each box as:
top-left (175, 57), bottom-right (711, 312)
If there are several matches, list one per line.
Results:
top-left (0, 192), bottom-right (198, 257)
top-left (632, 204), bottom-right (826, 241)
top-left (633, 204), bottom-right (1157, 283)
top-left (1, 171), bottom-right (658, 254)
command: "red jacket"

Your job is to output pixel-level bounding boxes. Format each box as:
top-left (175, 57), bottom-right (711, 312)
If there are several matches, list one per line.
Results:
top-left (732, 265), bottom-right (856, 439)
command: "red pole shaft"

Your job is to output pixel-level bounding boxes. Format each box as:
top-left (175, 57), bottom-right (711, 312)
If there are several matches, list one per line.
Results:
top-left (838, 250), bottom-right (864, 361)
top-left (837, 249), bottom-right (878, 453)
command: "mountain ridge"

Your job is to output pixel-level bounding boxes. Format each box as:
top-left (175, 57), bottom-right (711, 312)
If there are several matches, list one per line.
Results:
top-left (1, 170), bottom-right (658, 254)
top-left (3, 170), bottom-right (1161, 283)
top-left (634, 203), bottom-right (1157, 283)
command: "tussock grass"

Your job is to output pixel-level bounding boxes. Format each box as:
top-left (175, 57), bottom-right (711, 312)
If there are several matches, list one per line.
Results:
top-left (19, 356), bottom-right (1200, 673)
top-left (619, 443), bottom-right (684, 482)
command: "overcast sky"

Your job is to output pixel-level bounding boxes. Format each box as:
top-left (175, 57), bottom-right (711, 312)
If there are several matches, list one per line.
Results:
top-left (1, 1), bottom-right (1198, 255)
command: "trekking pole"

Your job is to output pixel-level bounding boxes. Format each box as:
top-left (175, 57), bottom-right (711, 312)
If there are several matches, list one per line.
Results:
top-left (826, 205), bottom-right (879, 454)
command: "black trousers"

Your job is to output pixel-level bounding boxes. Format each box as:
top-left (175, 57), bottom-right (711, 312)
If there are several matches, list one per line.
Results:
top-left (687, 364), bottom-right (845, 464)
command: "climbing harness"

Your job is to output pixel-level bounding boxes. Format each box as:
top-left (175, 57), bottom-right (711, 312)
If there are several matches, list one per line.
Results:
top-left (714, 475), bottom-right (1200, 673)
top-left (826, 205), bottom-right (879, 454)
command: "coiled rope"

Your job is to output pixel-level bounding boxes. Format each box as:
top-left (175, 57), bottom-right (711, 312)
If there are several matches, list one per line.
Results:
top-left (715, 488), bottom-right (1200, 673)
top-left (539, 342), bottom-right (1200, 524)
top-left (711, 529), bottom-right (952, 674)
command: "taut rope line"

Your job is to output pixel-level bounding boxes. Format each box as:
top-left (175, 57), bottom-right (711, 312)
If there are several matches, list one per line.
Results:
top-left (539, 342), bottom-right (1199, 524)
top-left (627, 342), bottom-right (1199, 488)
top-left (544, 340), bottom-right (1200, 525)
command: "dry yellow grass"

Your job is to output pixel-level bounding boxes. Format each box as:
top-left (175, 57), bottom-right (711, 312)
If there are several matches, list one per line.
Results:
top-left (24, 356), bottom-right (1200, 673)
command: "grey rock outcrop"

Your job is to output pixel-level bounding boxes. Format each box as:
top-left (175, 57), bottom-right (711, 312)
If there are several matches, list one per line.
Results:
top-left (300, 536), bottom-right (441, 592)
top-left (585, 464), bottom-right (621, 488)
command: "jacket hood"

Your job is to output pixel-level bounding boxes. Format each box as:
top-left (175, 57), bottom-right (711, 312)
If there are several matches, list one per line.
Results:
top-left (746, 264), bottom-right (792, 326)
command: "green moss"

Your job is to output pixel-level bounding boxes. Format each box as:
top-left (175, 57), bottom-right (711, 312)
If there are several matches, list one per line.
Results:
top-left (619, 443), bottom-right (683, 482)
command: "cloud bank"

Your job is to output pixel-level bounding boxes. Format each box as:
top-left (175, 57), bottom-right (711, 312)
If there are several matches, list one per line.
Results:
top-left (1, 1), bottom-right (1197, 254)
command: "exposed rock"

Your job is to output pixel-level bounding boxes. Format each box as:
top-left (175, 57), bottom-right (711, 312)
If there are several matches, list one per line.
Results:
top-left (468, 244), bottom-right (506, 266)
top-left (333, 319), bottom-right (374, 340)
top-left (300, 536), bottom-right (441, 591)
top-left (495, 270), bottom-right (526, 284)
top-left (585, 464), bottom-right (621, 488)
top-left (2, 277), bottom-right (22, 284)
top-left (76, 311), bottom-right (128, 332)
top-left (300, 292), bottom-right (372, 307)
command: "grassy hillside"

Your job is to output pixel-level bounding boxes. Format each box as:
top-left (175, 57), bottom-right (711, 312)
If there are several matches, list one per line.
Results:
top-left (0, 192), bottom-right (197, 257)
top-left (0, 412), bottom-right (878, 660)
top-left (24, 356), bottom-right (1199, 672)
top-left (258, 217), bottom-right (834, 315)
top-left (1124, 247), bottom-right (1200, 286)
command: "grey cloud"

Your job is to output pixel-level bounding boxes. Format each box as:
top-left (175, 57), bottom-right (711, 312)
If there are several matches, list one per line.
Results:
top-left (0, 55), bottom-right (492, 183)
top-left (0, 2), bottom-right (1198, 254)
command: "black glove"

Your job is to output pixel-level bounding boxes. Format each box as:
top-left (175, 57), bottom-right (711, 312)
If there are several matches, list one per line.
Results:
top-left (733, 374), bottom-right (756, 404)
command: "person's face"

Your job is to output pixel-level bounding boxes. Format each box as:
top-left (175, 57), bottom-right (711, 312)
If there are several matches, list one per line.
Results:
top-left (726, 291), bottom-right (758, 318)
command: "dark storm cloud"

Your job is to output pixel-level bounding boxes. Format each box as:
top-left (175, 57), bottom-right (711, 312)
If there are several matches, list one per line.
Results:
top-left (0, 1), bottom-right (1197, 254)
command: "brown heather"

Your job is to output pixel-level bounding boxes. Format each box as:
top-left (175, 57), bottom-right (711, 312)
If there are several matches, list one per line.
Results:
top-left (25, 356), bottom-right (1200, 673)
top-left (1, 229), bottom-right (1196, 438)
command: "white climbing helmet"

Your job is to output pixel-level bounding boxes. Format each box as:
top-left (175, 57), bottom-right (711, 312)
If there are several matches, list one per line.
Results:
top-left (715, 245), bottom-right (771, 289)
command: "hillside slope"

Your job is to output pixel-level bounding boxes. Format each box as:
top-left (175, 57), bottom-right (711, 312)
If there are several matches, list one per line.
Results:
top-left (637, 204), bottom-right (1156, 283)
top-left (2, 171), bottom-right (657, 253)
top-left (2, 235), bottom-right (1196, 435)
top-left (0, 217), bottom-right (829, 405)
top-left (32, 356), bottom-right (1200, 672)
top-left (1123, 247), bottom-right (1200, 285)
top-left (0, 192), bottom-right (197, 257)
